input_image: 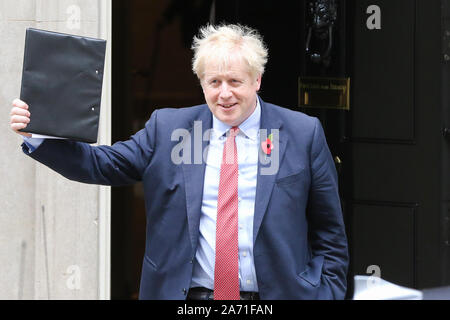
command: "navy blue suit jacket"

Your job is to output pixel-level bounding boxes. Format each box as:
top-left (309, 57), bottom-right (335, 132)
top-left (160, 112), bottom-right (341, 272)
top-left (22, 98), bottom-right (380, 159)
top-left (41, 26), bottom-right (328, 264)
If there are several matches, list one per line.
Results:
top-left (24, 98), bottom-right (349, 299)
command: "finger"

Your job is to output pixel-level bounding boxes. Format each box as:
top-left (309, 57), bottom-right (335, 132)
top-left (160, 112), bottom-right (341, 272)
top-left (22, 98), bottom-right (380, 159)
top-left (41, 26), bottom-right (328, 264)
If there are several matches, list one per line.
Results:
top-left (11, 122), bottom-right (29, 132)
top-left (10, 115), bottom-right (30, 125)
top-left (12, 99), bottom-right (29, 110)
top-left (10, 106), bottom-right (31, 117)
top-left (11, 123), bottom-right (32, 137)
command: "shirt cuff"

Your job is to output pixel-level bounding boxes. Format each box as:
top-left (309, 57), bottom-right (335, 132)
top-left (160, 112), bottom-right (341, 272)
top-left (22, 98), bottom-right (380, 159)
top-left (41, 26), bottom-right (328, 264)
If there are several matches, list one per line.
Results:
top-left (23, 137), bottom-right (45, 153)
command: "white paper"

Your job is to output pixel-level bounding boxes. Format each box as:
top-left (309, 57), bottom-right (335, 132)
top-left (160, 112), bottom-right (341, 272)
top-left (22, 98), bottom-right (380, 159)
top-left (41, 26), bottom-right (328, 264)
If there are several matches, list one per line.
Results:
top-left (353, 275), bottom-right (423, 300)
top-left (31, 134), bottom-right (68, 140)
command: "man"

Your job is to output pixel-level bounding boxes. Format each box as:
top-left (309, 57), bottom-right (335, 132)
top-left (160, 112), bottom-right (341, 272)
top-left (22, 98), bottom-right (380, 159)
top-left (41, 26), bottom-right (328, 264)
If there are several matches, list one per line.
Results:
top-left (10, 24), bottom-right (348, 300)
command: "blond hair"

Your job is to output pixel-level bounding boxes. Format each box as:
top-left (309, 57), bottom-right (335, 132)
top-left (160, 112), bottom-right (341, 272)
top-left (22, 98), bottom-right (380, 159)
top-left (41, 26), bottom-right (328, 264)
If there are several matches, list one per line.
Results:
top-left (191, 24), bottom-right (268, 80)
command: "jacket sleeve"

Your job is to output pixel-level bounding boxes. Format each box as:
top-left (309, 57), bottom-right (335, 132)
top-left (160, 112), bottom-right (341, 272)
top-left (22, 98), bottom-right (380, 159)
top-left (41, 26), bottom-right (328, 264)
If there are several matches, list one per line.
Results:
top-left (22, 110), bottom-right (158, 186)
top-left (307, 117), bottom-right (349, 299)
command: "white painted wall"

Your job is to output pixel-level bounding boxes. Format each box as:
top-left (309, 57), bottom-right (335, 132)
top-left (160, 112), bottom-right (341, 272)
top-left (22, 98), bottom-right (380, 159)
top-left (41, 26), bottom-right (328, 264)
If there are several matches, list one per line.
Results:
top-left (0, 0), bottom-right (111, 299)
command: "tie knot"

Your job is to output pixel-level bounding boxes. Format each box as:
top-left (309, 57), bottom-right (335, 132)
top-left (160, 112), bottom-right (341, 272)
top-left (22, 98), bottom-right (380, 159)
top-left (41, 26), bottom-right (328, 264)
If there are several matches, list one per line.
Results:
top-left (229, 127), bottom-right (240, 137)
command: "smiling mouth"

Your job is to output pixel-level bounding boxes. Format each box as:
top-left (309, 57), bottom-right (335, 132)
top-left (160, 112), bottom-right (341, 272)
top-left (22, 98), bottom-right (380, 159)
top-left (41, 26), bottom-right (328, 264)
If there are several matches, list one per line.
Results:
top-left (219, 103), bottom-right (237, 109)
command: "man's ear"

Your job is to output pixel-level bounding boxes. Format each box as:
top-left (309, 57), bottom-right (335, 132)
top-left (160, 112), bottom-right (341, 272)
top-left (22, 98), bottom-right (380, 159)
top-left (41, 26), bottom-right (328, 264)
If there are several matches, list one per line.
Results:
top-left (255, 75), bottom-right (262, 91)
top-left (199, 79), bottom-right (205, 93)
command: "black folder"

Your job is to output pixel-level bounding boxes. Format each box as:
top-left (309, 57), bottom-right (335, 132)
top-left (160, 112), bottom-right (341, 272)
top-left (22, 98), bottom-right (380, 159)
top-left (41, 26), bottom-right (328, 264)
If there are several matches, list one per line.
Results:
top-left (19, 28), bottom-right (106, 143)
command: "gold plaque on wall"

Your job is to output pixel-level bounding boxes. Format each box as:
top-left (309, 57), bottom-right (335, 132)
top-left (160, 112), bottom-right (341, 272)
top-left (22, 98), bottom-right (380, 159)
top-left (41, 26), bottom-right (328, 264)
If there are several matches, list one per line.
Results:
top-left (299, 77), bottom-right (350, 110)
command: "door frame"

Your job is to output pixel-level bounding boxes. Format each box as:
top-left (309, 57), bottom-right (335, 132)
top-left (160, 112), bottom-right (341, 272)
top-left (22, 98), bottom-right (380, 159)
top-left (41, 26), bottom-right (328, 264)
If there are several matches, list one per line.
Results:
top-left (98, 0), bottom-right (112, 300)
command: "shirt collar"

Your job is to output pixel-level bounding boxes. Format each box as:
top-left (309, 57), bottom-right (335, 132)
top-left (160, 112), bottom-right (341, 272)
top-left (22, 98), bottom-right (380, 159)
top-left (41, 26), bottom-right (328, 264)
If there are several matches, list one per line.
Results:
top-left (212, 97), bottom-right (261, 141)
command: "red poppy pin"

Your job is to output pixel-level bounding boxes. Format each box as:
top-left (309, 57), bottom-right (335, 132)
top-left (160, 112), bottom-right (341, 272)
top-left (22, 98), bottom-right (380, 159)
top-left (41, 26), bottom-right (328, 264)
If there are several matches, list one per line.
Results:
top-left (261, 133), bottom-right (274, 155)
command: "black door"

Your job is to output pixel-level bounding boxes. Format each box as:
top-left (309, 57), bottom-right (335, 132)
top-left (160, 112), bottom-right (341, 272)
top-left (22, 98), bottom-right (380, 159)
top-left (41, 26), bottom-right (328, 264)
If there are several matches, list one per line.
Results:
top-left (348, 0), bottom-right (449, 291)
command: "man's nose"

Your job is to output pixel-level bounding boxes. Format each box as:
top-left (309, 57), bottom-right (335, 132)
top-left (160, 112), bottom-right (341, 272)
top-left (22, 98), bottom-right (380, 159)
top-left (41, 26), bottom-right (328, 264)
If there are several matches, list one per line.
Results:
top-left (219, 83), bottom-right (232, 99)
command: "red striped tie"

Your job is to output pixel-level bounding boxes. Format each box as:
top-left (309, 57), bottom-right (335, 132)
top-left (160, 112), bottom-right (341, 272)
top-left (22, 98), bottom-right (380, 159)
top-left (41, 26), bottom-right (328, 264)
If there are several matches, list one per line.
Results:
top-left (214, 127), bottom-right (240, 300)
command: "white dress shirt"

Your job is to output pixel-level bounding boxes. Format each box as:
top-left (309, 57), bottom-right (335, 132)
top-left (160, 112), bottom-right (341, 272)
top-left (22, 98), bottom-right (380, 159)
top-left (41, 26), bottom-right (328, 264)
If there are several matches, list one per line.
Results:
top-left (190, 99), bottom-right (261, 292)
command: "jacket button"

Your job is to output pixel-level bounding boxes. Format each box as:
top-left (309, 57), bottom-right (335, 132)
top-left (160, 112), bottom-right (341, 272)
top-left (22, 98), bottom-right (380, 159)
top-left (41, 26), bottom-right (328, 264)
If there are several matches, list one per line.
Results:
top-left (182, 288), bottom-right (187, 295)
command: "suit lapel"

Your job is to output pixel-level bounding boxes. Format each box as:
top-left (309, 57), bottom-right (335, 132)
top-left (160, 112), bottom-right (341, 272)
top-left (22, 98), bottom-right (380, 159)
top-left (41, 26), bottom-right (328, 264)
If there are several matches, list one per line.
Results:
top-left (253, 99), bottom-right (287, 244)
top-left (181, 107), bottom-right (212, 255)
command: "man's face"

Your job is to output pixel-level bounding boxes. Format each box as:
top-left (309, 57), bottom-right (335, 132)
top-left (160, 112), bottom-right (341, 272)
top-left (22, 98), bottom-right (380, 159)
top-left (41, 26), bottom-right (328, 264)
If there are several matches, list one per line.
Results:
top-left (201, 56), bottom-right (261, 127)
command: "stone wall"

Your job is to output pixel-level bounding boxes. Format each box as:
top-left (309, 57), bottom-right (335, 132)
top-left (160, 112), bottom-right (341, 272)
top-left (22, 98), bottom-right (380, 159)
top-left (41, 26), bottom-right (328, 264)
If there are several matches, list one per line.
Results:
top-left (0, 0), bottom-right (111, 299)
